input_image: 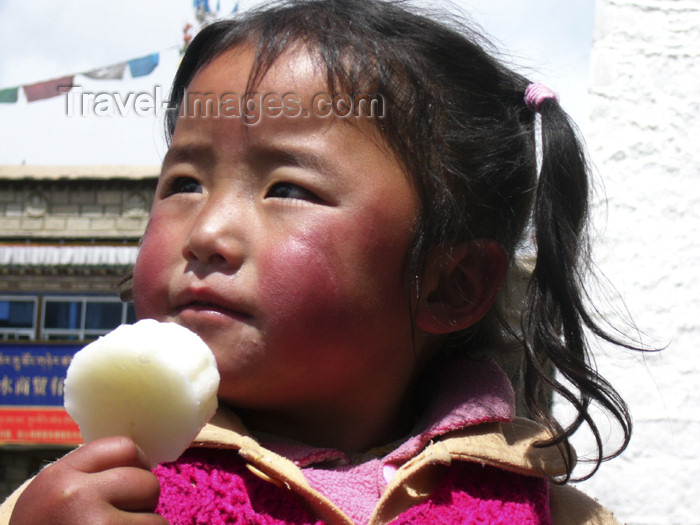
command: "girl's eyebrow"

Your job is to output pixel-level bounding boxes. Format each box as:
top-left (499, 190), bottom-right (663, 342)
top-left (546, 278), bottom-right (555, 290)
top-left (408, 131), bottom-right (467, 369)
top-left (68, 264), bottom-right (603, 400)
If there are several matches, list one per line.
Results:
top-left (247, 143), bottom-right (336, 177)
top-left (162, 143), bottom-right (217, 170)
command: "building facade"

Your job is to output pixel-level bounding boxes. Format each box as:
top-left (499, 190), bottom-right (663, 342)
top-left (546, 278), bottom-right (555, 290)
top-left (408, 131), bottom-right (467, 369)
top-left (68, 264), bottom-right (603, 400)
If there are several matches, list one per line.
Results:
top-left (0, 165), bottom-right (158, 499)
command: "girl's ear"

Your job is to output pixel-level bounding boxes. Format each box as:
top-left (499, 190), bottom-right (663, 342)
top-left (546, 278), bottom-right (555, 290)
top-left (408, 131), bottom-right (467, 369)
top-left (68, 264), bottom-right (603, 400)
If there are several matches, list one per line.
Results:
top-left (415, 240), bottom-right (507, 335)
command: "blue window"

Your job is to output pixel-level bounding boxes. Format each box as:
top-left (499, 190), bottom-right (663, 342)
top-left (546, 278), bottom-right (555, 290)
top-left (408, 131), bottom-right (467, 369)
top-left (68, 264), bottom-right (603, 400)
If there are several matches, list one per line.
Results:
top-left (0, 297), bottom-right (37, 340)
top-left (41, 296), bottom-right (134, 341)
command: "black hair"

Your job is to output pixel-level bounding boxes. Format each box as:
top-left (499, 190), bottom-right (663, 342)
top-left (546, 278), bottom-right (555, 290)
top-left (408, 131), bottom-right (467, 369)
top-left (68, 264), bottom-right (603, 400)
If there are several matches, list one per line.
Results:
top-left (161, 0), bottom-right (640, 481)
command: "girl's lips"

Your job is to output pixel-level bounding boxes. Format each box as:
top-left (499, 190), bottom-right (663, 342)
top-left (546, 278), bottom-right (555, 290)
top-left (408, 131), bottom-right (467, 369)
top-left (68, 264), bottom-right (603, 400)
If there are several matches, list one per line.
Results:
top-left (175, 303), bottom-right (254, 330)
top-left (174, 287), bottom-right (254, 322)
top-left (179, 302), bottom-right (237, 316)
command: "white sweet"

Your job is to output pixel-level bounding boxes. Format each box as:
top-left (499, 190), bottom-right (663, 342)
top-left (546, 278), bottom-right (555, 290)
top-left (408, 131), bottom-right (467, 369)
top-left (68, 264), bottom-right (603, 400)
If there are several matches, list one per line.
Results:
top-left (64, 319), bottom-right (220, 466)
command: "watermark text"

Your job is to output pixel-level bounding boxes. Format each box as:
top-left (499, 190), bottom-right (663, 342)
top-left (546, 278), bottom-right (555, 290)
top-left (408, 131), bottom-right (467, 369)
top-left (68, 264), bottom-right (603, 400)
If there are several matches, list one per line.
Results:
top-left (62, 86), bottom-right (385, 124)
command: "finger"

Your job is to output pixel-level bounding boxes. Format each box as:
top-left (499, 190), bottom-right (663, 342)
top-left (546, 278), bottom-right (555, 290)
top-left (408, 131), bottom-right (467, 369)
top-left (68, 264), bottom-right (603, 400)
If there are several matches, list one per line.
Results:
top-left (97, 466), bottom-right (162, 513)
top-left (64, 436), bottom-right (152, 474)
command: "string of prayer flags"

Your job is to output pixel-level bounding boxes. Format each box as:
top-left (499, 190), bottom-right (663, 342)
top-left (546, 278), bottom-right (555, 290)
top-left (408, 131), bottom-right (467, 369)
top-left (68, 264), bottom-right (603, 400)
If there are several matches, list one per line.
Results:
top-left (0, 50), bottom-right (166, 104)
top-left (0, 0), bottom-right (242, 106)
top-left (23, 75), bottom-right (74, 102)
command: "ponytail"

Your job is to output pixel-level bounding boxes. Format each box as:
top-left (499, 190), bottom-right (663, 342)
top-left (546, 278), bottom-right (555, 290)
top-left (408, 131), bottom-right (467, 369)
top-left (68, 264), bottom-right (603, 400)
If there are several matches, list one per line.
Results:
top-left (522, 96), bottom-right (632, 481)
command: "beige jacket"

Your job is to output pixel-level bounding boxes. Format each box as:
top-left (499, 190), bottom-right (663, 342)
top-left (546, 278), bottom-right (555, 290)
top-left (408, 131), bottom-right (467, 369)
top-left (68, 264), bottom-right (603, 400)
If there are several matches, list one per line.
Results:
top-left (0, 407), bottom-right (621, 524)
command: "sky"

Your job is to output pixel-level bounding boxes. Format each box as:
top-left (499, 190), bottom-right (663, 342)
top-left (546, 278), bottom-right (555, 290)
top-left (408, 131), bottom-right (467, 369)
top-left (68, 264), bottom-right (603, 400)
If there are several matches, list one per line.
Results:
top-left (0, 0), bottom-right (596, 166)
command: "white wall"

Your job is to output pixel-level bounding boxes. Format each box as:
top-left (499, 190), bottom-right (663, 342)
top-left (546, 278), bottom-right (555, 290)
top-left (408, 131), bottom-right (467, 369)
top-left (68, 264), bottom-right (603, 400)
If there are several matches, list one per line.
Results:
top-left (564, 1), bottom-right (700, 523)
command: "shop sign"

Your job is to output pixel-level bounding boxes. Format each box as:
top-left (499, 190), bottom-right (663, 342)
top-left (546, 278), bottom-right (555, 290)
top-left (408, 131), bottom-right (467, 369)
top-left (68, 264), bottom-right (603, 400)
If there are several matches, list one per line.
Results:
top-left (0, 343), bottom-right (82, 445)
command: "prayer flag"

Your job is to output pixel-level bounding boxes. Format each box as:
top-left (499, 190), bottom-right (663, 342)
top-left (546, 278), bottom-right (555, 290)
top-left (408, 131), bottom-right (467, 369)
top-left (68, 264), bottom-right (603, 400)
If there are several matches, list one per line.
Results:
top-left (23, 76), bottom-right (74, 102)
top-left (128, 53), bottom-right (160, 78)
top-left (83, 62), bottom-right (127, 80)
top-left (194, 0), bottom-right (211, 12)
top-left (0, 87), bottom-right (19, 103)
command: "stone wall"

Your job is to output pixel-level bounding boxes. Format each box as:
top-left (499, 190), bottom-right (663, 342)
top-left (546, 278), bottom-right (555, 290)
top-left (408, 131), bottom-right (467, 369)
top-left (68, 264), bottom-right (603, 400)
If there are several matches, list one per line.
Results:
top-left (0, 168), bottom-right (157, 499)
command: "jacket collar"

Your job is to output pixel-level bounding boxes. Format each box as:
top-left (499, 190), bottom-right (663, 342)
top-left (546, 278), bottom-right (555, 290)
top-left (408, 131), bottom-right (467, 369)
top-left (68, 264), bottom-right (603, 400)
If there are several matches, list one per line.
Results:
top-left (197, 357), bottom-right (517, 468)
top-left (193, 406), bottom-right (570, 525)
top-left (194, 404), bottom-right (571, 480)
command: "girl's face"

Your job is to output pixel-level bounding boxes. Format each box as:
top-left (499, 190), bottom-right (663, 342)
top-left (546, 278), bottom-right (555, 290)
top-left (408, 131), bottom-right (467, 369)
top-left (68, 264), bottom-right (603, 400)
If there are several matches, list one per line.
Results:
top-left (133, 46), bottom-right (423, 449)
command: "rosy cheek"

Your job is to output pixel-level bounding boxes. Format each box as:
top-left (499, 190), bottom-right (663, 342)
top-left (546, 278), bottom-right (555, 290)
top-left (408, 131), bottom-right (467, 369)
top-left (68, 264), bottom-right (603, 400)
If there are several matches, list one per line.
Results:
top-left (132, 218), bottom-right (172, 319)
top-left (257, 234), bottom-right (346, 335)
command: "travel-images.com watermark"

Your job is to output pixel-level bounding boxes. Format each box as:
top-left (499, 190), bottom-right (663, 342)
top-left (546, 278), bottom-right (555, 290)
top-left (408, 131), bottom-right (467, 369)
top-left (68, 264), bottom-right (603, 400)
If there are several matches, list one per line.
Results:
top-left (63, 86), bottom-right (385, 123)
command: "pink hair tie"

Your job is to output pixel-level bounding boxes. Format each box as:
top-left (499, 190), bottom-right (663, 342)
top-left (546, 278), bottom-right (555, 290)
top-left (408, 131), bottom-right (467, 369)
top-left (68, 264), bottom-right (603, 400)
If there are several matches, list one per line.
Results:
top-left (524, 83), bottom-right (558, 113)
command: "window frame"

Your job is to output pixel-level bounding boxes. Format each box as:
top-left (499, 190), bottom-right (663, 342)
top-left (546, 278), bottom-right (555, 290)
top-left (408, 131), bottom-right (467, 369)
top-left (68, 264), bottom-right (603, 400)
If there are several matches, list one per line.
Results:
top-left (39, 295), bottom-right (133, 341)
top-left (0, 295), bottom-right (39, 341)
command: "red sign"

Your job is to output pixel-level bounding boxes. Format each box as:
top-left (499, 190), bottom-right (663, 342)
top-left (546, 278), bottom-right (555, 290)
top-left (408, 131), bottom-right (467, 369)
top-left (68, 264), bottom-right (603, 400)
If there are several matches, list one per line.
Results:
top-left (0, 407), bottom-right (81, 445)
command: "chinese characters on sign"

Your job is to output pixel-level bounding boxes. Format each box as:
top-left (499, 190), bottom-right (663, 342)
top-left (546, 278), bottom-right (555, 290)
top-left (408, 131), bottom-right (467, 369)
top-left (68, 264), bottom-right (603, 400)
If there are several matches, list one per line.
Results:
top-left (0, 344), bottom-right (82, 445)
top-left (0, 350), bottom-right (71, 403)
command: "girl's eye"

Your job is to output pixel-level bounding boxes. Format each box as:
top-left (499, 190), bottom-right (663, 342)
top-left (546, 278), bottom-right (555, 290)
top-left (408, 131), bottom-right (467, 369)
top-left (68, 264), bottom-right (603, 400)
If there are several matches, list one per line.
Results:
top-left (165, 176), bottom-right (202, 196)
top-left (265, 182), bottom-right (321, 203)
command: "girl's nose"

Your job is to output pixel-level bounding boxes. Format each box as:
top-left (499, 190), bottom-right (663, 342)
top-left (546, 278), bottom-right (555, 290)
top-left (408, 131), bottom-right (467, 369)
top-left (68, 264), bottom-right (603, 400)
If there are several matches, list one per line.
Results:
top-left (184, 199), bottom-right (246, 270)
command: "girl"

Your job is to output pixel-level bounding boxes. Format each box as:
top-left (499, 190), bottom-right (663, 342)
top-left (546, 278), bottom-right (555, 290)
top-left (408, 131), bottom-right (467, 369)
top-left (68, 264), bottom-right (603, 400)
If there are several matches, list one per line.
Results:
top-left (4, 0), bottom-right (636, 523)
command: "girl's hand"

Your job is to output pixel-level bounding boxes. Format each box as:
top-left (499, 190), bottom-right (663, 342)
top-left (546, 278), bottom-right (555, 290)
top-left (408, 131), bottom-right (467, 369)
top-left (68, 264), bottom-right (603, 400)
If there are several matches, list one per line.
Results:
top-left (9, 436), bottom-right (167, 525)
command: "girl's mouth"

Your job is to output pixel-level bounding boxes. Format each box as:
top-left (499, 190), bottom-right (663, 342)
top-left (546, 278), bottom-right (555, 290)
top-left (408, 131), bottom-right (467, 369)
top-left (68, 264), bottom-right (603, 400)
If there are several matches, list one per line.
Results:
top-left (174, 288), bottom-right (255, 323)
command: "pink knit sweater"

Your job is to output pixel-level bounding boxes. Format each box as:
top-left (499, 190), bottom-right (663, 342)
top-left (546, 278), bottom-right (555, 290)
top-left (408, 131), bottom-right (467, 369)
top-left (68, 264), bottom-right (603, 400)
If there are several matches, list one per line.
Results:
top-left (155, 448), bottom-right (550, 524)
top-left (154, 359), bottom-right (552, 524)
